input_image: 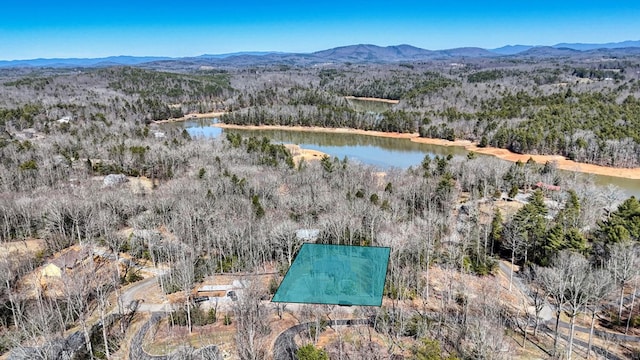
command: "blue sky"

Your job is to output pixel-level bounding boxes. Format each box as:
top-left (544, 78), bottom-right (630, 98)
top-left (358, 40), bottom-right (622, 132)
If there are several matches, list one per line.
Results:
top-left (1, 1), bottom-right (638, 60)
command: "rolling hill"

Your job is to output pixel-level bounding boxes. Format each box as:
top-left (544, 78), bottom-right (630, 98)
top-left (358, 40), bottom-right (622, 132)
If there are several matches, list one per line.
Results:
top-left (2, 40), bottom-right (640, 68)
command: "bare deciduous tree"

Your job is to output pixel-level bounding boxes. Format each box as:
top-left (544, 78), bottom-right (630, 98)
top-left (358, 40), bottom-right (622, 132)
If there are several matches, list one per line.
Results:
top-left (536, 257), bottom-right (568, 356)
top-left (608, 241), bottom-right (639, 323)
top-left (234, 279), bottom-right (270, 360)
top-left (585, 269), bottom-right (614, 359)
top-left (559, 251), bottom-right (591, 360)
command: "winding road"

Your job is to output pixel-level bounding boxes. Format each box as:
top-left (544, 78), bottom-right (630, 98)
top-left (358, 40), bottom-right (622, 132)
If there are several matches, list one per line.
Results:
top-left (122, 262), bottom-right (640, 359)
top-left (118, 276), bottom-right (173, 313)
top-left (499, 260), bottom-right (640, 360)
top-left (273, 319), bottom-right (371, 360)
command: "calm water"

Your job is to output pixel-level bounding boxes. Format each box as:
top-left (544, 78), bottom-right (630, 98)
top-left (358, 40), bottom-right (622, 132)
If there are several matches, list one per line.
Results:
top-left (173, 118), bottom-right (467, 169)
top-left (219, 128), bottom-right (469, 169)
top-left (166, 118), bottom-right (640, 197)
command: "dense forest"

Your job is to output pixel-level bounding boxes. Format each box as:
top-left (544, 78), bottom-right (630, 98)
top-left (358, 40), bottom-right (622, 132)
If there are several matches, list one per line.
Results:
top-left (220, 60), bottom-right (640, 167)
top-left (0, 56), bottom-right (639, 359)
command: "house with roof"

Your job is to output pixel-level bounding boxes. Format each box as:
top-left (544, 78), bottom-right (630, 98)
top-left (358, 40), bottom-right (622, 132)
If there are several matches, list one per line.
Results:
top-left (40, 248), bottom-right (87, 279)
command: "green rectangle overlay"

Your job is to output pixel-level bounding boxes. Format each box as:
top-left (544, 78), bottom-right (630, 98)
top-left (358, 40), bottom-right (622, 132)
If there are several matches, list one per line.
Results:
top-left (272, 243), bottom-right (390, 306)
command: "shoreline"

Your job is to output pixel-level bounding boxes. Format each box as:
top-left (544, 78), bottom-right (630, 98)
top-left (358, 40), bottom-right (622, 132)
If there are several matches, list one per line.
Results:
top-left (344, 96), bottom-right (400, 104)
top-left (283, 144), bottom-right (327, 165)
top-left (212, 123), bottom-right (640, 180)
top-left (153, 111), bottom-right (226, 124)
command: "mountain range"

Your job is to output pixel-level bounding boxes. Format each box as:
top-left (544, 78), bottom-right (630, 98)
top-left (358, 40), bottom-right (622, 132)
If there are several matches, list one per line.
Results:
top-left (1, 40), bottom-right (639, 68)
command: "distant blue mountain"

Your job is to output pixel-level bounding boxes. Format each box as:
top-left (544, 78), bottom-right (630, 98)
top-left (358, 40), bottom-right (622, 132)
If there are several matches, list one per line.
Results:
top-left (489, 40), bottom-right (640, 55)
top-left (196, 51), bottom-right (287, 59)
top-left (1, 40), bottom-right (640, 68)
top-left (552, 40), bottom-right (640, 51)
top-left (518, 46), bottom-right (582, 57)
top-left (312, 44), bottom-right (435, 61)
top-left (0, 55), bottom-right (173, 68)
top-left (312, 44), bottom-right (494, 61)
top-left (490, 45), bottom-right (534, 55)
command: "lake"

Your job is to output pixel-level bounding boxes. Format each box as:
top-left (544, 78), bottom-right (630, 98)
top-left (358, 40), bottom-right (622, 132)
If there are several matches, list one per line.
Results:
top-left (166, 118), bottom-right (640, 198)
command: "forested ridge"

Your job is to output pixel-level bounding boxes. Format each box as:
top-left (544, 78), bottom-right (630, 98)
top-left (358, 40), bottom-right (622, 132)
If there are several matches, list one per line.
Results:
top-left (2, 59), bottom-right (640, 167)
top-left (222, 60), bottom-right (640, 167)
top-left (0, 58), bottom-right (639, 359)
